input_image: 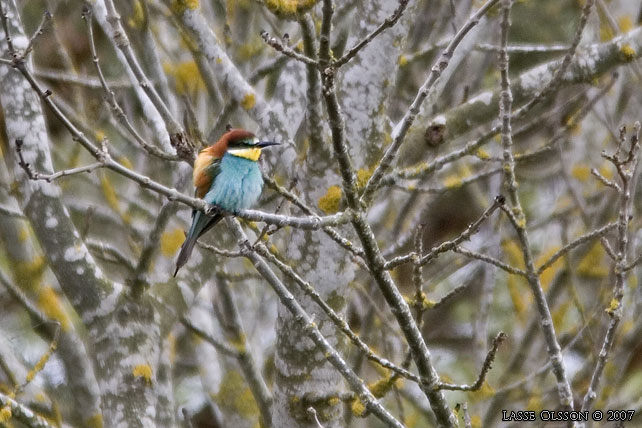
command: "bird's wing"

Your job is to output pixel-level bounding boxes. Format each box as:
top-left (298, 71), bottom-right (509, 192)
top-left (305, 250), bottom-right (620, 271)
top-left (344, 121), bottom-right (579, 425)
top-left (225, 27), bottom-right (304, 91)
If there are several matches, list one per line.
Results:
top-left (194, 156), bottom-right (221, 199)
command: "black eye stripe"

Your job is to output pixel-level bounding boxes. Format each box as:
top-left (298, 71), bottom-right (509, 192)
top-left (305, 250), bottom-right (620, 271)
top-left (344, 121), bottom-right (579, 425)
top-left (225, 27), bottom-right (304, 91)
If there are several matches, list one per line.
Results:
top-left (229, 139), bottom-right (258, 148)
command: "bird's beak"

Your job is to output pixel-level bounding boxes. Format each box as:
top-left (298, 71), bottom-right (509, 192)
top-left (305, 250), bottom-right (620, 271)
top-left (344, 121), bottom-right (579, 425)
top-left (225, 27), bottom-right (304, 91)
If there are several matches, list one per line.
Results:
top-left (257, 141), bottom-right (280, 148)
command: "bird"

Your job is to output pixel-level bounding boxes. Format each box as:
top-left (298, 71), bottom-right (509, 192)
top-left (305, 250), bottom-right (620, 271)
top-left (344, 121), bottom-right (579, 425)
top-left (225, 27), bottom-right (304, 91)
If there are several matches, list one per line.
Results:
top-left (174, 128), bottom-right (279, 276)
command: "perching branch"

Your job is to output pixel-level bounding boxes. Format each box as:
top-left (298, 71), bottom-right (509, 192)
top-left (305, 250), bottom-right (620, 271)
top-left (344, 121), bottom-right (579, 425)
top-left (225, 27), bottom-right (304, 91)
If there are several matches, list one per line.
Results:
top-left (4, 47), bottom-right (351, 231)
top-left (181, 317), bottom-right (239, 357)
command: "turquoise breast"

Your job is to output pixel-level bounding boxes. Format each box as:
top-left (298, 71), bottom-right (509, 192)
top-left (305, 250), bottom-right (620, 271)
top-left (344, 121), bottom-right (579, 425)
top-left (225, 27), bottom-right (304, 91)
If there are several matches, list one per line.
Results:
top-left (205, 153), bottom-right (264, 212)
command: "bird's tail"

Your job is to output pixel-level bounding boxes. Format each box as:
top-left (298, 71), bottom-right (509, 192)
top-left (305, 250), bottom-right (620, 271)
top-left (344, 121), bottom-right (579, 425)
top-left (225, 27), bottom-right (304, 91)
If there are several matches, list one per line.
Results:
top-left (174, 211), bottom-right (222, 277)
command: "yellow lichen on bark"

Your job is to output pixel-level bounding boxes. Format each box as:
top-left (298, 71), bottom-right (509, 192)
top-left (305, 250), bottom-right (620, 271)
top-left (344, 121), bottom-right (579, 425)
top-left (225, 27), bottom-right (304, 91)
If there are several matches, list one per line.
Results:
top-left (132, 364), bottom-right (153, 385)
top-left (535, 246), bottom-right (563, 290)
top-left (0, 406), bottom-right (11, 422)
top-left (171, 0), bottom-right (199, 15)
top-left (318, 185), bottom-right (342, 214)
top-left (350, 397), bottom-right (367, 417)
top-left (127, 1), bottom-right (145, 29)
top-left (26, 343), bottom-right (57, 383)
top-left (38, 286), bottom-right (72, 331)
top-left (367, 375), bottom-right (402, 399)
top-left (85, 413), bottom-right (104, 428)
top-left (215, 370), bottom-right (259, 417)
top-left (618, 15), bottom-right (633, 32)
top-left (160, 227), bottom-right (185, 257)
top-left (241, 93), bottom-right (256, 110)
top-left (571, 164), bottom-right (590, 181)
top-left (264, 0), bottom-right (318, 19)
top-left (164, 61), bottom-right (205, 95)
top-left (356, 167), bottom-right (374, 189)
top-left (619, 43), bottom-right (636, 61)
top-left (577, 242), bottom-right (609, 278)
top-left (14, 255), bottom-right (46, 292)
top-left (502, 240), bottom-right (528, 320)
top-left (100, 173), bottom-right (131, 224)
top-left (475, 148), bottom-right (490, 160)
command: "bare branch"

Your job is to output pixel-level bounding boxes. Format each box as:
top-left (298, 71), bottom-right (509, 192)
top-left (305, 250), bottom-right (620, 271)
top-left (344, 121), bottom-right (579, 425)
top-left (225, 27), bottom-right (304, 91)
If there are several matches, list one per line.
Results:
top-left (333, 0), bottom-right (411, 68)
top-left (582, 121), bottom-right (640, 413)
top-left (475, 42), bottom-right (570, 53)
top-left (497, 0), bottom-right (575, 410)
top-left (260, 30), bottom-right (317, 66)
top-left (384, 195), bottom-right (504, 270)
top-left (226, 218), bottom-right (407, 428)
top-left (536, 223), bottom-right (618, 274)
top-left (0, 393), bottom-right (55, 428)
top-left (21, 10), bottom-right (51, 60)
top-left (437, 332), bottom-right (506, 391)
top-left (15, 139), bottom-right (107, 182)
top-left (253, 242), bottom-right (422, 384)
top-left (181, 317), bottom-right (239, 357)
top-left (453, 246), bottom-right (528, 277)
top-left (83, 8), bottom-right (181, 162)
top-left (361, 0), bottom-right (500, 205)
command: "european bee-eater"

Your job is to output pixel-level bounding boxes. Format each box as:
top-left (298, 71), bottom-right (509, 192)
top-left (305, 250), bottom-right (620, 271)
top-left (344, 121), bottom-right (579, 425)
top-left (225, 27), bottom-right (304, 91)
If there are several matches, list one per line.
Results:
top-left (174, 128), bottom-right (279, 276)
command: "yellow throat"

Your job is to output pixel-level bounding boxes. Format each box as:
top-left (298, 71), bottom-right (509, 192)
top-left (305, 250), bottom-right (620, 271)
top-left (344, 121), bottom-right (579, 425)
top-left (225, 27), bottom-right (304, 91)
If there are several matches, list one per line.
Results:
top-left (228, 147), bottom-right (262, 161)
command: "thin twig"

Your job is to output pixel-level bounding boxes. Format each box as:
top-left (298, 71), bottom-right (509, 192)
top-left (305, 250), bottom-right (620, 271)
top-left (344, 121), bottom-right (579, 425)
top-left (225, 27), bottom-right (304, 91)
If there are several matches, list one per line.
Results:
top-left (15, 139), bottom-right (107, 182)
top-left (475, 42), bottom-right (570, 53)
top-left (453, 246), bottom-right (528, 277)
top-left (391, 167), bottom-right (502, 194)
top-left (0, 393), bottom-right (54, 428)
top-left (437, 332), bottom-right (506, 391)
top-left (536, 223), bottom-right (618, 274)
top-left (432, 282), bottom-right (471, 311)
top-left (21, 10), bottom-right (51, 60)
top-left (333, 0), bottom-right (411, 68)
top-left (197, 241), bottom-right (244, 258)
top-left (181, 317), bottom-right (239, 357)
top-left (591, 168), bottom-right (620, 191)
top-left (0, 203), bottom-right (24, 218)
top-left (86, 239), bottom-right (135, 272)
top-left (213, 274), bottom-right (273, 427)
top-left (600, 237), bottom-right (618, 262)
top-left (130, 201), bottom-right (178, 292)
top-left (100, 0), bottom-right (184, 140)
top-left (384, 195), bottom-right (504, 270)
top-left (260, 30), bottom-right (317, 66)
top-left (307, 407), bottom-right (326, 428)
